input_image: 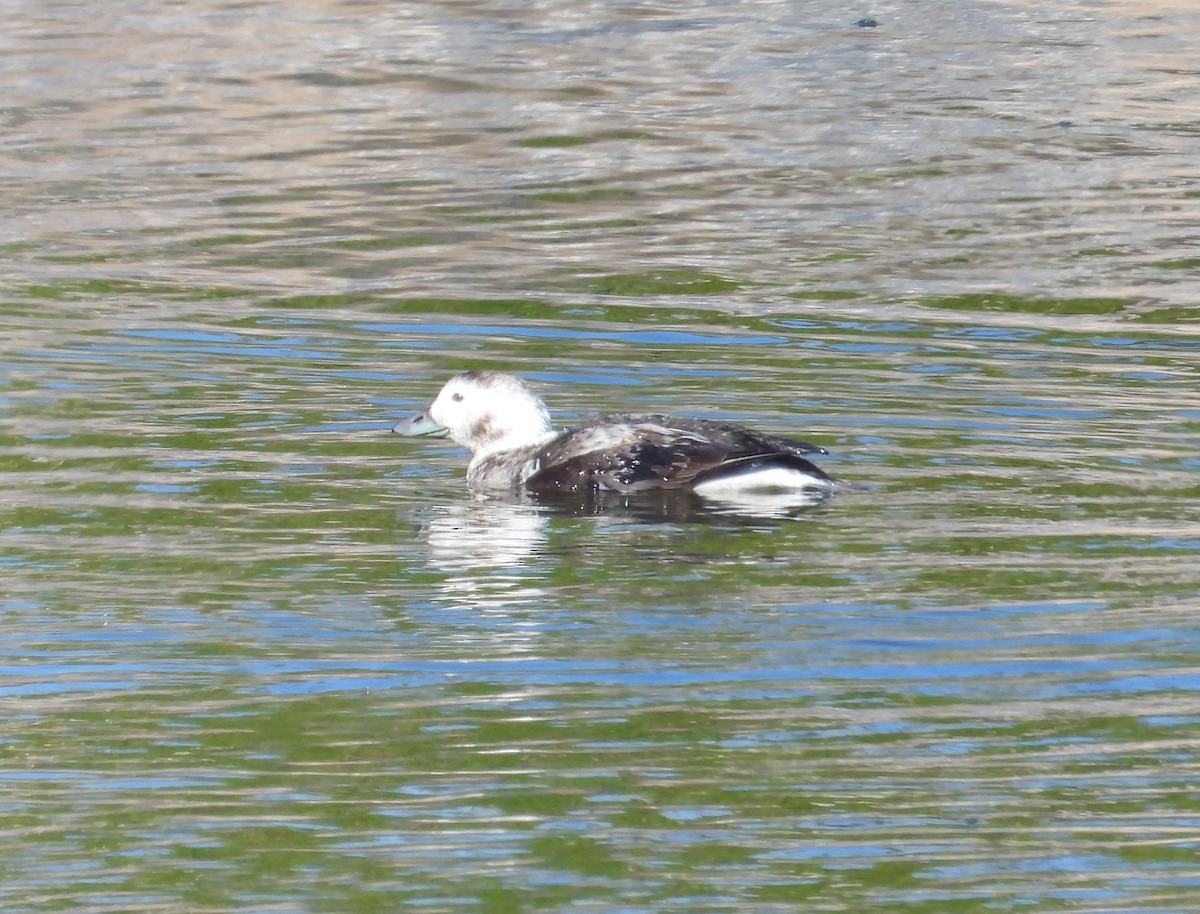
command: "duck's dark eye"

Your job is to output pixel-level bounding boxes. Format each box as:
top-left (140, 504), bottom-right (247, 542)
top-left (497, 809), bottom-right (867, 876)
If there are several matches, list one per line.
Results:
top-left (451, 392), bottom-right (464, 402)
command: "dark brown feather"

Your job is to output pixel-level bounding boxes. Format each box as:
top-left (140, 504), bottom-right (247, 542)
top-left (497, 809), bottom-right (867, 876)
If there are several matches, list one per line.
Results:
top-left (525, 414), bottom-right (832, 495)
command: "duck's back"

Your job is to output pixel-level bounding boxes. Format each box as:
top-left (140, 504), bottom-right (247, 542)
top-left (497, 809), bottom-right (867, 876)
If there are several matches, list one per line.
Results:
top-left (526, 414), bottom-right (832, 495)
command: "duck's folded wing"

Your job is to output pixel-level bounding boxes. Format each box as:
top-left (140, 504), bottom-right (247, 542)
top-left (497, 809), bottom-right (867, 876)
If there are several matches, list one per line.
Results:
top-left (706, 423), bottom-right (827, 458)
top-left (525, 419), bottom-right (828, 494)
top-left (608, 414), bottom-right (826, 457)
top-left (526, 439), bottom-right (720, 493)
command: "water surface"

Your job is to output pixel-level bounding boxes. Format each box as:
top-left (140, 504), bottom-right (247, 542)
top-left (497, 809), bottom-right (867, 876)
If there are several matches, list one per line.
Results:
top-left (3, 1), bottom-right (1199, 912)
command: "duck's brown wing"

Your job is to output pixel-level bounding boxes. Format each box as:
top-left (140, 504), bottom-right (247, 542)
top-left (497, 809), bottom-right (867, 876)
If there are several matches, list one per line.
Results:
top-left (599, 414), bottom-right (828, 457)
top-left (525, 416), bottom-right (829, 495)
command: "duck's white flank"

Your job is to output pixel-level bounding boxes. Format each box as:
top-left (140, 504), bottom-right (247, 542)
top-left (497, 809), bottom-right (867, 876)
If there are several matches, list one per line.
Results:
top-left (691, 463), bottom-right (829, 496)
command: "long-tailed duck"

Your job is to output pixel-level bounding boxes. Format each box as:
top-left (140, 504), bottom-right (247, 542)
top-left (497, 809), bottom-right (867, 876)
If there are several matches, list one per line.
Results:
top-left (392, 371), bottom-right (836, 497)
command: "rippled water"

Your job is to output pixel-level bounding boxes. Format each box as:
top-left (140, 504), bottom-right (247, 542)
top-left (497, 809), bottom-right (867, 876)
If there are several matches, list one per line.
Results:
top-left (4, 1), bottom-right (1200, 911)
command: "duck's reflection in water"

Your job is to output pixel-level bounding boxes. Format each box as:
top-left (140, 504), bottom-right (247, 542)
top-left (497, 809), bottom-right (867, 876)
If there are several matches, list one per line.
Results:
top-left (421, 495), bottom-right (553, 613)
top-left (409, 486), bottom-right (832, 647)
top-left (418, 487), bottom-right (832, 606)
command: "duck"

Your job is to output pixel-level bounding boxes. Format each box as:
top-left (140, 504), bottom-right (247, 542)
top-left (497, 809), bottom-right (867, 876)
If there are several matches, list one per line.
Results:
top-left (392, 370), bottom-right (836, 498)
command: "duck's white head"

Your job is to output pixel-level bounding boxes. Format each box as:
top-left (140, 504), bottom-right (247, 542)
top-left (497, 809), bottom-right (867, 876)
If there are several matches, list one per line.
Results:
top-left (393, 371), bottom-right (555, 459)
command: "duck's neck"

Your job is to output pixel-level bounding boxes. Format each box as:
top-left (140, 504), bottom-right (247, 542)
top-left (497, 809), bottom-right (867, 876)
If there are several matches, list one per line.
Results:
top-left (465, 430), bottom-right (556, 489)
top-left (468, 427), bottom-right (556, 462)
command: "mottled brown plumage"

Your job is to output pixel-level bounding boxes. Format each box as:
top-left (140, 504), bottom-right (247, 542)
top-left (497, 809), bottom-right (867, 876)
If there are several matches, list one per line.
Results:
top-left (523, 414), bottom-right (829, 494)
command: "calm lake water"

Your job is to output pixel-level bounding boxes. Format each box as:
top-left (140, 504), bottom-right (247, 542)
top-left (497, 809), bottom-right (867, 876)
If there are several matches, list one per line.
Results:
top-left (4, 0), bottom-right (1200, 911)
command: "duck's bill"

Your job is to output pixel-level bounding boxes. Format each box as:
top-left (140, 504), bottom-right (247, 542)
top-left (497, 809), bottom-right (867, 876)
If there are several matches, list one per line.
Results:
top-left (392, 412), bottom-right (450, 437)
